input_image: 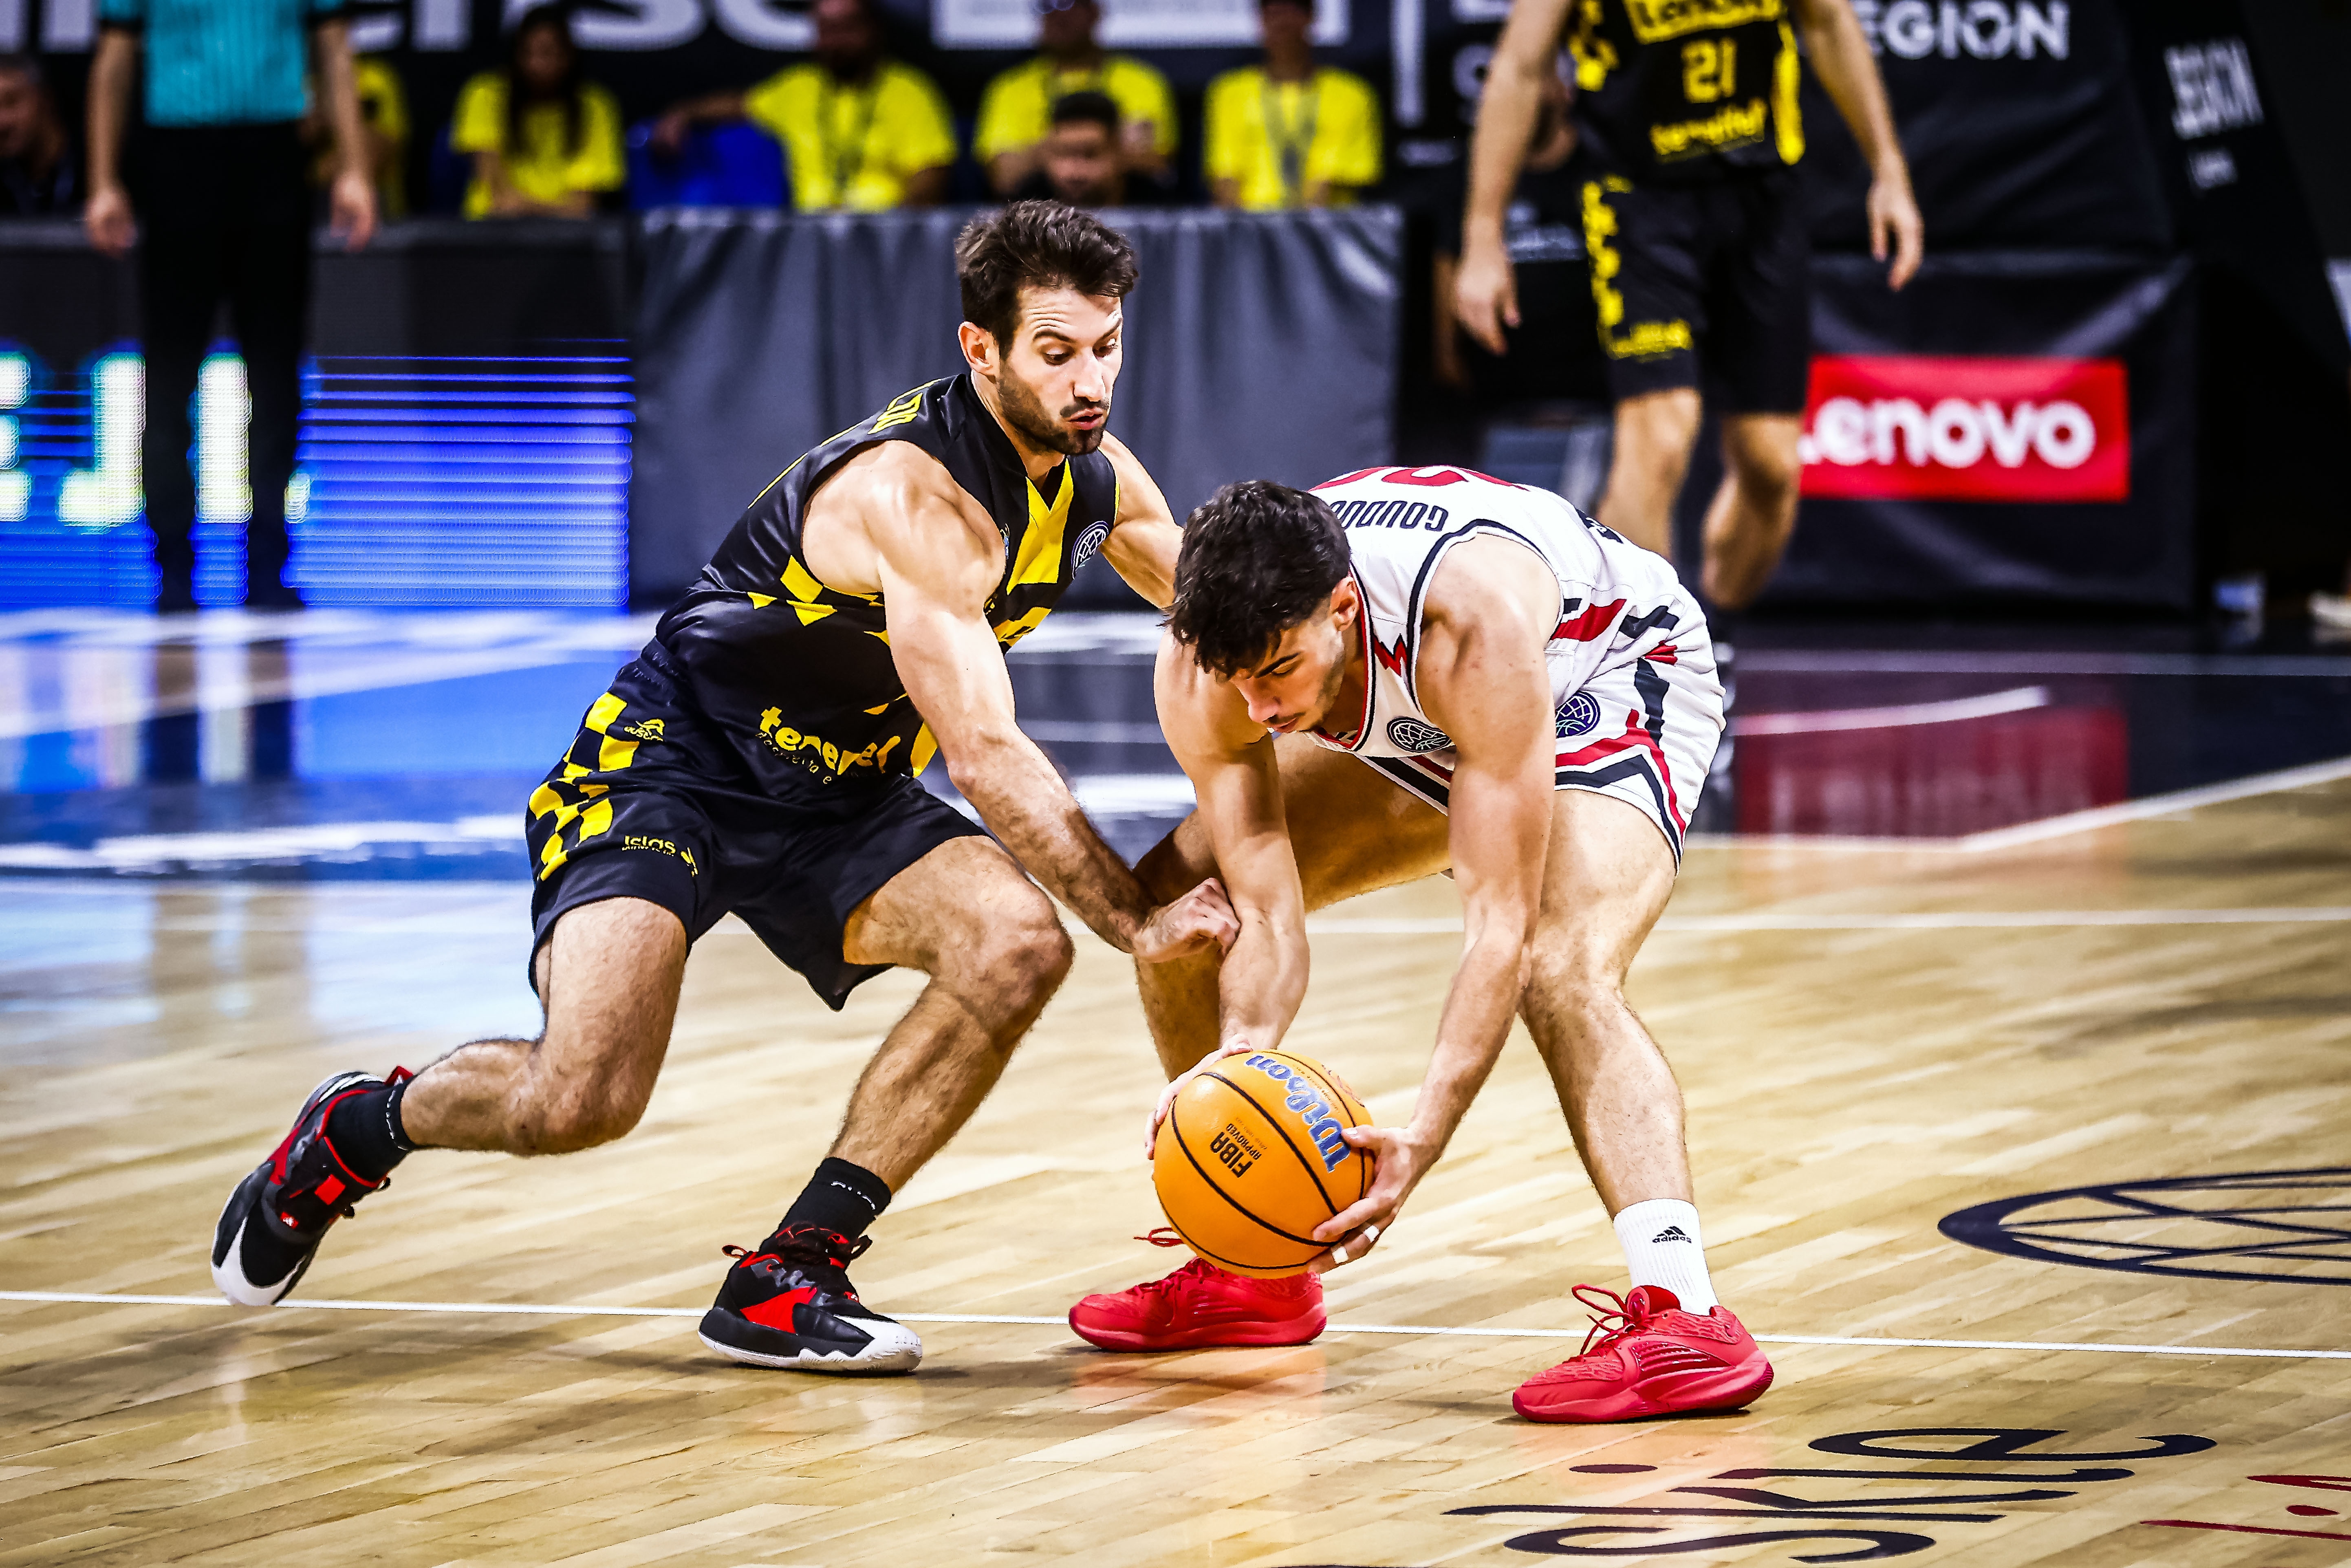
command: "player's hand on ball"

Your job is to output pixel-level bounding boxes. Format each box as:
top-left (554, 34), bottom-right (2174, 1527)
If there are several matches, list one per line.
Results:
top-left (1130, 876), bottom-right (1238, 965)
top-left (1143, 1038), bottom-right (1256, 1161)
top-left (1310, 1124), bottom-right (1431, 1271)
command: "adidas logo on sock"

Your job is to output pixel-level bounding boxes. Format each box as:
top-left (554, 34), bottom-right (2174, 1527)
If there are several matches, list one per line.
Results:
top-left (1651, 1225), bottom-right (1692, 1243)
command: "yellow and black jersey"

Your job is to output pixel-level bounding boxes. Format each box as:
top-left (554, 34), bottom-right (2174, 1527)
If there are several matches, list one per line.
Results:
top-left (1566, 0), bottom-right (1806, 183)
top-left (652, 373), bottom-right (1119, 791)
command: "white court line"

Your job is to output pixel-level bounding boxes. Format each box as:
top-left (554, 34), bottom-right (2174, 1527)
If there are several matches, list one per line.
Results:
top-left (1308, 908), bottom-right (2351, 934)
top-left (2, 1292), bottom-right (2343, 1359)
top-left (1686, 751), bottom-right (2351, 854)
top-left (1732, 686), bottom-right (2049, 736)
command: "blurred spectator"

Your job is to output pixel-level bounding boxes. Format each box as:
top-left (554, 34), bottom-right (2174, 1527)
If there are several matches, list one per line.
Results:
top-left (84, 0), bottom-right (375, 612)
top-left (452, 7), bottom-right (624, 219)
top-left (975, 0), bottom-right (1174, 196)
top-left (1432, 64), bottom-right (1586, 401)
top-left (0, 53), bottom-right (78, 214)
top-left (1009, 91), bottom-right (1161, 209)
top-left (652, 0), bottom-right (954, 211)
top-left (305, 54), bottom-right (408, 219)
top-left (1205, 0), bottom-right (1381, 211)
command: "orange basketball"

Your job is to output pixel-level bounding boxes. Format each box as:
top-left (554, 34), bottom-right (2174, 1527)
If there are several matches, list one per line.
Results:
top-left (1152, 1048), bottom-right (1375, 1277)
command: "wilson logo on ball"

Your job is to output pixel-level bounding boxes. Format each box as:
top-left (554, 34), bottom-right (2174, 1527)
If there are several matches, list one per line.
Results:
top-left (1243, 1053), bottom-right (1352, 1172)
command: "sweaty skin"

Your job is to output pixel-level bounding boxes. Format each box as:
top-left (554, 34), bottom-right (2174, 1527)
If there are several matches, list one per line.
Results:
top-left (800, 288), bottom-right (1231, 961)
top-left (399, 286), bottom-right (1236, 1167)
top-left (1150, 535), bottom-right (1560, 1261)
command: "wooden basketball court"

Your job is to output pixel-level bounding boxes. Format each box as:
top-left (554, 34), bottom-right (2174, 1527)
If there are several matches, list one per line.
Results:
top-left (3, 768), bottom-right (2347, 1565)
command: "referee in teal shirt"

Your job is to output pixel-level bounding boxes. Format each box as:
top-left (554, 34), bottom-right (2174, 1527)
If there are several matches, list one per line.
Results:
top-left (84, 0), bottom-right (375, 611)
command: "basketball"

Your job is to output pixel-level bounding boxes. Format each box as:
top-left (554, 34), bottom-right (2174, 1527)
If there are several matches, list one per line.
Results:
top-left (1152, 1048), bottom-right (1375, 1277)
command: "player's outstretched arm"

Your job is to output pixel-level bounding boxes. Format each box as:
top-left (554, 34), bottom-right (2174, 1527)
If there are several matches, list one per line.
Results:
top-left (1314, 538), bottom-right (1558, 1268)
top-left (1454, 0), bottom-right (1575, 353)
top-left (862, 452), bottom-right (1236, 962)
top-left (1140, 633), bottom-right (1313, 1156)
top-left (1792, 0), bottom-right (1923, 290)
top-left (1097, 434), bottom-right (1183, 611)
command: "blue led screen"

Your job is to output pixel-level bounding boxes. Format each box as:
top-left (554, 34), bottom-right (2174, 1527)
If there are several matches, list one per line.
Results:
top-left (0, 348), bottom-right (631, 610)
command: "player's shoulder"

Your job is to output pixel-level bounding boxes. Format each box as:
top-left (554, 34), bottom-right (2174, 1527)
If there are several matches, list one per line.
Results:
top-left (1154, 630), bottom-right (1260, 753)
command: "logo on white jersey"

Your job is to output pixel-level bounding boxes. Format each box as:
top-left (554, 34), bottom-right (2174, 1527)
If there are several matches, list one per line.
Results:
top-left (1556, 690), bottom-right (1603, 739)
top-left (1386, 717), bottom-right (1453, 754)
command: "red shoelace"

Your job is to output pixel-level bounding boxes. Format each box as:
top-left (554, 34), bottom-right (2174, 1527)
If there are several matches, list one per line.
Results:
top-left (1567, 1284), bottom-right (1660, 1361)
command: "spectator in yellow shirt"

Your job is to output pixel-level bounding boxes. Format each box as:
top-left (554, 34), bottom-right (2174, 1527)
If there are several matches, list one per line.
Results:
top-left (1204, 0), bottom-right (1382, 211)
top-left (974, 0), bottom-right (1174, 196)
top-left (450, 7), bottom-right (624, 219)
top-left (305, 55), bottom-right (408, 218)
top-left (650, 0), bottom-right (955, 211)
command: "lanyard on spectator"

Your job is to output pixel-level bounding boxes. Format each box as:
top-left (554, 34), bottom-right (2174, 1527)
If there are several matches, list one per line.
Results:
top-left (1262, 73), bottom-right (1320, 205)
top-left (816, 77), bottom-right (879, 207)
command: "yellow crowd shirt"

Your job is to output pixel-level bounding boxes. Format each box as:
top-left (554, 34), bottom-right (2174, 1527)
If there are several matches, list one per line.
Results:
top-left (973, 54), bottom-right (1178, 163)
top-left (743, 62), bottom-right (958, 212)
top-left (1203, 65), bottom-right (1382, 211)
top-left (450, 73), bottom-right (625, 218)
top-left (309, 55), bottom-right (410, 218)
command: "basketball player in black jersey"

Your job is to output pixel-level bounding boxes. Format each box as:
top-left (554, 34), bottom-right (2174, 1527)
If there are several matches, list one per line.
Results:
top-left (1456, 0), bottom-right (1920, 612)
top-left (210, 203), bottom-right (1236, 1374)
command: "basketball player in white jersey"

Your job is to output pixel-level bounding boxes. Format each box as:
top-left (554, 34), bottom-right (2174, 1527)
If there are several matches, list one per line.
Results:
top-left (1067, 467), bottom-right (1772, 1423)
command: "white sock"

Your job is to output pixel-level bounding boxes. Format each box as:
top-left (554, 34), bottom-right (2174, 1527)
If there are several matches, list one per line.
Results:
top-left (1612, 1198), bottom-right (1719, 1312)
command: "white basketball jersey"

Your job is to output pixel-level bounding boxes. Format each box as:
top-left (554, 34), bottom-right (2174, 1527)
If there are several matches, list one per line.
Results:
top-left (1305, 465), bottom-right (1699, 763)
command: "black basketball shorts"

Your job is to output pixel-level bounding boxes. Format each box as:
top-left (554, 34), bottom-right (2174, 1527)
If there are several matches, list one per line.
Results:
top-left (522, 644), bottom-right (986, 1011)
top-left (1579, 167), bottom-right (1811, 414)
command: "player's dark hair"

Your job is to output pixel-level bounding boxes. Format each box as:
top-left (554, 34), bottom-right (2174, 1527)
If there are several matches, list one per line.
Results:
top-left (1048, 89), bottom-right (1121, 136)
top-left (956, 200), bottom-right (1139, 348)
top-left (1170, 480), bottom-right (1352, 676)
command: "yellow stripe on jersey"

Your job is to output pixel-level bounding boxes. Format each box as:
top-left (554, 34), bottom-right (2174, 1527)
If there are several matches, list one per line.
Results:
top-left (1006, 466), bottom-right (1075, 592)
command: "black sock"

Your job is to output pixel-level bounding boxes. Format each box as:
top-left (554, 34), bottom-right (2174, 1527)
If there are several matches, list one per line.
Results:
top-left (323, 1077), bottom-right (416, 1185)
top-left (778, 1157), bottom-right (892, 1240)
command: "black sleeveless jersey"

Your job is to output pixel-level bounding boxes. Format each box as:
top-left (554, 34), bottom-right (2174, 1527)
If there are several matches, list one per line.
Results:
top-left (1566, 0), bottom-right (1805, 184)
top-left (652, 373), bottom-right (1120, 791)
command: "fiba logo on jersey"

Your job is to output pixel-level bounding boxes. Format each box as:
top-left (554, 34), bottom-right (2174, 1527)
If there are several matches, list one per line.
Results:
top-left (1073, 521), bottom-right (1112, 570)
top-left (1387, 717), bottom-right (1454, 754)
top-left (1556, 691), bottom-right (1603, 739)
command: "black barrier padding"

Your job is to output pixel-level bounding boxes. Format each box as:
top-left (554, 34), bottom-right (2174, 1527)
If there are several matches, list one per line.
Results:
top-left (628, 207), bottom-right (1401, 610)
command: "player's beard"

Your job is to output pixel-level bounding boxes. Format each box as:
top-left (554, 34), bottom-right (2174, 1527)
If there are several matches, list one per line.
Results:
top-left (996, 361), bottom-right (1108, 457)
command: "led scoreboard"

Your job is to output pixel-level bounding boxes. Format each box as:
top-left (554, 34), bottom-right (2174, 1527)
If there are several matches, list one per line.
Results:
top-left (0, 346), bottom-right (632, 610)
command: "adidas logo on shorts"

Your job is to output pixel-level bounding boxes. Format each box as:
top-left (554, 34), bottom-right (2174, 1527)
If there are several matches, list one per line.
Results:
top-left (1651, 1225), bottom-right (1693, 1244)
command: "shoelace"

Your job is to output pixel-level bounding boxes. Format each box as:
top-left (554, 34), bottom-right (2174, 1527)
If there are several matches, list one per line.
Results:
top-left (1123, 1229), bottom-right (1213, 1297)
top-left (1567, 1283), bottom-right (1659, 1361)
top-left (722, 1227), bottom-right (872, 1295)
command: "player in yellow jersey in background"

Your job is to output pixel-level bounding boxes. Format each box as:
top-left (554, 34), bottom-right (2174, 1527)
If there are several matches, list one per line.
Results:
top-left (1456, 0), bottom-right (1921, 614)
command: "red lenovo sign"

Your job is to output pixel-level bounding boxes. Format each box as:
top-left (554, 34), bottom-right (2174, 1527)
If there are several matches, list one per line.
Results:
top-left (1797, 355), bottom-right (2131, 502)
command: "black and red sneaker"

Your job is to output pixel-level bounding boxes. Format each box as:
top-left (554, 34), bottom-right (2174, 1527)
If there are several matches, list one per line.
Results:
top-left (699, 1226), bottom-right (923, 1374)
top-left (211, 1069), bottom-right (408, 1306)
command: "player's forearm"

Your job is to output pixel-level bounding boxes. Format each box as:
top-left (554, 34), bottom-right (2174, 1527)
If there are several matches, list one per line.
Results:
top-left (1800, 0), bottom-right (1908, 178)
top-left (1463, 30), bottom-right (1550, 247)
top-left (86, 33), bottom-right (134, 192)
top-left (1406, 928), bottom-right (1529, 1155)
top-left (1216, 908), bottom-right (1308, 1052)
top-left (314, 22), bottom-right (368, 182)
top-left (947, 732), bottom-right (1151, 952)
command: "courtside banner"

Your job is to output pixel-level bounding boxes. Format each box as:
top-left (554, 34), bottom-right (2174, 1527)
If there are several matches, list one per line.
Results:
top-left (1798, 355), bottom-right (2131, 502)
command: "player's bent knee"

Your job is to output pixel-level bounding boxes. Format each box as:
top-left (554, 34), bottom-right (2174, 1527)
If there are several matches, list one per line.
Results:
top-left (955, 914), bottom-right (1075, 1017)
top-left (1134, 819), bottom-right (1212, 906)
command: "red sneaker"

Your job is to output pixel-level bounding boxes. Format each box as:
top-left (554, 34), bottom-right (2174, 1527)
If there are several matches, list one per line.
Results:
top-left (1069, 1238), bottom-right (1326, 1351)
top-left (1512, 1284), bottom-right (1773, 1423)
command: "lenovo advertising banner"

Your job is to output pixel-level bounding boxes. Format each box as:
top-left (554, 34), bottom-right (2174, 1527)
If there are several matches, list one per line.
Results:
top-left (1763, 252), bottom-right (2197, 610)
